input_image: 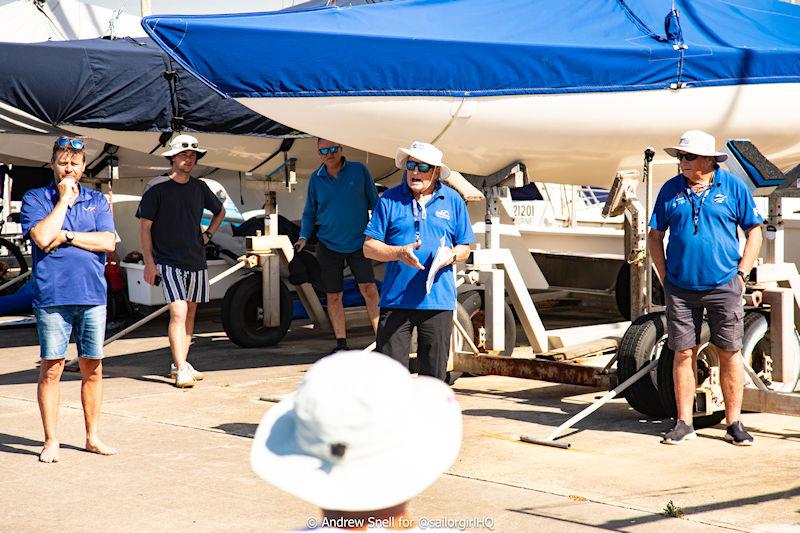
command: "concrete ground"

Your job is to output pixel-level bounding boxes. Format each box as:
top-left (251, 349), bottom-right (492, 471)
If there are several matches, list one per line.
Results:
top-left (1, 305), bottom-right (799, 532)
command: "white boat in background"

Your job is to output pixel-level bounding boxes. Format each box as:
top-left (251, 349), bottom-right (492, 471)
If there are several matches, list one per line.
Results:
top-left (142, 0), bottom-right (800, 188)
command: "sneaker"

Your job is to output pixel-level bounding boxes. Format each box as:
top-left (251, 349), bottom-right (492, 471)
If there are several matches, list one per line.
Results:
top-left (170, 362), bottom-right (204, 381)
top-left (724, 421), bottom-right (754, 446)
top-left (174, 367), bottom-right (196, 388)
top-left (661, 420), bottom-right (697, 445)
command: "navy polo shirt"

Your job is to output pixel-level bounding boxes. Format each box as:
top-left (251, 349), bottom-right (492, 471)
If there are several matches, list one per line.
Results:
top-left (365, 180), bottom-right (475, 310)
top-left (300, 158), bottom-right (379, 253)
top-left (649, 167), bottom-right (763, 291)
top-left (21, 183), bottom-right (115, 308)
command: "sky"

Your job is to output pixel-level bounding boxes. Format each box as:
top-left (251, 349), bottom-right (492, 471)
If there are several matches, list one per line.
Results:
top-left (0, 0), bottom-right (307, 15)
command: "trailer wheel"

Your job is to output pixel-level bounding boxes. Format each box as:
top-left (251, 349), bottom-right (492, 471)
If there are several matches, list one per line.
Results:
top-left (741, 311), bottom-right (800, 393)
top-left (656, 323), bottom-right (726, 429)
top-left (409, 301), bottom-right (472, 385)
top-left (0, 237), bottom-right (29, 296)
top-left (617, 312), bottom-right (670, 417)
top-left (615, 262), bottom-right (664, 320)
top-left (457, 290), bottom-right (516, 356)
top-left (222, 274), bottom-right (292, 348)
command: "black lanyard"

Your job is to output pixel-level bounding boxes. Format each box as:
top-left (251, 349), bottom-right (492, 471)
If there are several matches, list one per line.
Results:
top-left (686, 184), bottom-right (711, 235)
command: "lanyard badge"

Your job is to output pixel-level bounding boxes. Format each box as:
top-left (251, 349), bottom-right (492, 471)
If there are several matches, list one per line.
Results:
top-left (411, 198), bottom-right (426, 244)
top-left (686, 186), bottom-right (711, 235)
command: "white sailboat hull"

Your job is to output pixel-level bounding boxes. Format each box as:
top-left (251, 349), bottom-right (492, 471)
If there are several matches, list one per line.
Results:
top-left (239, 83), bottom-right (800, 187)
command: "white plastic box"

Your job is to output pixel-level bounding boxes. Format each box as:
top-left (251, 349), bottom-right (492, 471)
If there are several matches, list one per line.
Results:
top-left (121, 260), bottom-right (248, 305)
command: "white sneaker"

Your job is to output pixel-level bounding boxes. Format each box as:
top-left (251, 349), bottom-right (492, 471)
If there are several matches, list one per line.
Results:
top-left (174, 367), bottom-right (195, 388)
top-left (170, 362), bottom-right (204, 381)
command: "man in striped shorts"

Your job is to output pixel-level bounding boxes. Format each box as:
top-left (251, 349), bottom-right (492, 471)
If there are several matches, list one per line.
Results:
top-left (137, 135), bottom-right (225, 388)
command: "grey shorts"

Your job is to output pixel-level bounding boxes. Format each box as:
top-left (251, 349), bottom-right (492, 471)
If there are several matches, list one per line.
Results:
top-left (664, 276), bottom-right (744, 352)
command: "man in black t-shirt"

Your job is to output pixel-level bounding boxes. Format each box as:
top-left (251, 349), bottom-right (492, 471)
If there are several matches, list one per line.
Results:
top-left (137, 135), bottom-right (225, 388)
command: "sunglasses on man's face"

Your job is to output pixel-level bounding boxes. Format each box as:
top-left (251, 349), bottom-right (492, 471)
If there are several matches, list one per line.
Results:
top-left (55, 137), bottom-right (85, 151)
top-left (676, 152), bottom-right (700, 161)
top-left (406, 161), bottom-right (434, 173)
top-left (319, 146), bottom-right (340, 155)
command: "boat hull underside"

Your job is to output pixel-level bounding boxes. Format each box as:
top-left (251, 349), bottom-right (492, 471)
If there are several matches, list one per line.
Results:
top-left (239, 83), bottom-right (800, 186)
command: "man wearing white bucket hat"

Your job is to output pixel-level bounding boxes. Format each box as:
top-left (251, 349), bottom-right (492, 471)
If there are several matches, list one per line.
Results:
top-left (364, 141), bottom-right (474, 381)
top-left (251, 351), bottom-right (462, 531)
top-left (137, 134), bottom-right (226, 388)
top-left (648, 130), bottom-right (763, 445)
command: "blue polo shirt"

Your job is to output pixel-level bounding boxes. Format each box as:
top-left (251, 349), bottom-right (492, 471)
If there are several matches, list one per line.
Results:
top-left (300, 158), bottom-right (379, 253)
top-left (365, 180), bottom-right (475, 310)
top-left (649, 167), bottom-right (762, 291)
top-left (21, 183), bottom-right (115, 309)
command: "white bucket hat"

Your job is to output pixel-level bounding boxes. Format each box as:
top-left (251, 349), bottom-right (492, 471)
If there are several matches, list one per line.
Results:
top-left (250, 351), bottom-right (462, 512)
top-left (160, 134), bottom-right (207, 160)
top-left (395, 141), bottom-right (451, 180)
top-left (664, 130), bottom-right (727, 162)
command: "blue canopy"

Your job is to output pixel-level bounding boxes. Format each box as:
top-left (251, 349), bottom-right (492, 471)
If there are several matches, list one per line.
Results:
top-left (143, 0), bottom-right (800, 98)
top-left (0, 36), bottom-right (298, 136)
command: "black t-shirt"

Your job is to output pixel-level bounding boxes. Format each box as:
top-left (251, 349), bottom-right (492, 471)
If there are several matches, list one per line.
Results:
top-left (136, 176), bottom-right (223, 271)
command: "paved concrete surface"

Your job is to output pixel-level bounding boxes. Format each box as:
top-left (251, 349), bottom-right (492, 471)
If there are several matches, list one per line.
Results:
top-left (1, 306), bottom-right (800, 532)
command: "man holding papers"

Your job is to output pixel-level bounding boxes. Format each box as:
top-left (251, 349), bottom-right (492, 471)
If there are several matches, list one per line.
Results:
top-left (364, 141), bottom-right (474, 381)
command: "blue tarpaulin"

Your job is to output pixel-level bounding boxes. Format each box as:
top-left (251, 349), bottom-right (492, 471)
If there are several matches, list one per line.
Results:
top-left (0, 37), bottom-right (298, 136)
top-left (143, 0), bottom-right (800, 99)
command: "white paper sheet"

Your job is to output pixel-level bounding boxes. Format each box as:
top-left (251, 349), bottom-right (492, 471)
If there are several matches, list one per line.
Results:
top-left (426, 238), bottom-right (455, 294)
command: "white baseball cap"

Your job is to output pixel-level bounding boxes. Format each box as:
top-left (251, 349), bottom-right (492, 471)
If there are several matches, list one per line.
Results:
top-left (395, 141), bottom-right (451, 179)
top-left (664, 130), bottom-right (727, 162)
top-left (160, 134), bottom-right (207, 160)
top-left (250, 351), bottom-right (462, 511)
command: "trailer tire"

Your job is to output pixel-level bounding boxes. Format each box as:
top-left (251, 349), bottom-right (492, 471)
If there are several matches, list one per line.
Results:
top-left (457, 290), bottom-right (516, 356)
top-left (0, 237), bottom-right (29, 296)
top-left (656, 322), bottom-right (726, 429)
top-left (222, 274), bottom-right (292, 348)
top-left (615, 262), bottom-right (664, 320)
top-left (741, 311), bottom-right (800, 393)
top-left (409, 301), bottom-right (472, 385)
top-left (617, 312), bottom-right (670, 417)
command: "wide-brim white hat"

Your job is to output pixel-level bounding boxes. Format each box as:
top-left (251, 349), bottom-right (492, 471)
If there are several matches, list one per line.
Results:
top-left (395, 141), bottom-right (451, 180)
top-left (664, 129), bottom-right (727, 162)
top-left (161, 133), bottom-right (207, 160)
top-left (251, 352), bottom-right (462, 512)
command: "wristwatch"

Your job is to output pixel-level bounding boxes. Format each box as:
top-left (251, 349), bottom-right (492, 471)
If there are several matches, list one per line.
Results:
top-left (203, 230), bottom-right (213, 241)
top-left (65, 231), bottom-right (75, 244)
top-left (737, 269), bottom-right (749, 282)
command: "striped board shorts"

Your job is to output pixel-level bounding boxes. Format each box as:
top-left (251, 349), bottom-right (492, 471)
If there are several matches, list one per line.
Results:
top-left (157, 264), bottom-right (210, 304)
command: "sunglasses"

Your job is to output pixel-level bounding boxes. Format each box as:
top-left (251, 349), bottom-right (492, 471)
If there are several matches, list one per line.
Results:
top-left (55, 137), bottom-right (85, 151)
top-left (178, 142), bottom-right (199, 149)
top-left (318, 146), bottom-right (340, 155)
top-left (406, 161), bottom-right (434, 173)
top-left (676, 152), bottom-right (700, 161)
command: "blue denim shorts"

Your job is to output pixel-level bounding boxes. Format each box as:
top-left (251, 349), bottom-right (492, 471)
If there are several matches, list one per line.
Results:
top-left (34, 305), bottom-right (106, 360)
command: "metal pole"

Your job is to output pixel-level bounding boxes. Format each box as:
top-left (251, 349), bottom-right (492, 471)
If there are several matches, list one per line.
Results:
top-left (0, 269), bottom-right (31, 293)
top-left (103, 261), bottom-right (247, 347)
top-left (521, 356), bottom-right (660, 448)
top-left (140, 0), bottom-right (152, 17)
top-left (643, 148), bottom-right (655, 314)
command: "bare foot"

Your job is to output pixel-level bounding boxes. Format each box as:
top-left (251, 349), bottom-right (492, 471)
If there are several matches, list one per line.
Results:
top-left (39, 441), bottom-right (60, 463)
top-left (86, 438), bottom-right (117, 456)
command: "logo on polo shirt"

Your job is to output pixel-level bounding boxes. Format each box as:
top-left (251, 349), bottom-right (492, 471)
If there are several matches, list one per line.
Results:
top-left (674, 192), bottom-right (686, 205)
top-left (713, 194), bottom-right (727, 203)
top-left (435, 209), bottom-right (451, 220)
top-left (82, 206), bottom-right (97, 213)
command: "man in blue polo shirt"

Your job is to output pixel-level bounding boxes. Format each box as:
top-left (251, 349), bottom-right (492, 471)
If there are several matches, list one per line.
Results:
top-left (21, 137), bottom-right (117, 463)
top-left (648, 130), bottom-right (763, 446)
top-left (295, 138), bottom-right (380, 354)
top-left (364, 141), bottom-right (475, 381)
